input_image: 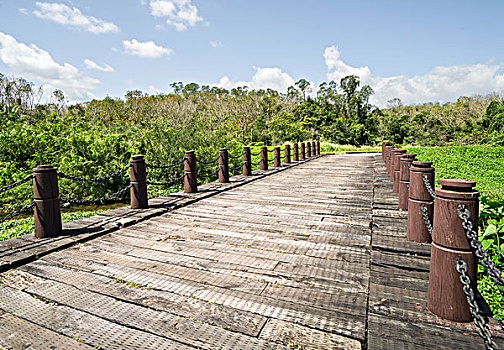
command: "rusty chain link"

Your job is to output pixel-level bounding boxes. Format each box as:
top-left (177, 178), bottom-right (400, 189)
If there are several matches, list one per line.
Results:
top-left (0, 174), bottom-right (33, 195)
top-left (228, 152), bottom-right (245, 159)
top-left (422, 174), bottom-right (436, 199)
top-left (251, 159), bottom-right (262, 166)
top-left (57, 165), bottom-right (130, 182)
top-left (455, 258), bottom-right (499, 350)
top-left (457, 205), bottom-right (504, 287)
top-left (146, 158), bottom-right (185, 169)
top-left (146, 174), bottom-right (185, 187)
top-left (420, 204), bottom-right (433, 237)
top-left (229, 164), bottom-right (244, 171)
top-left (198, 167), bottom-right (221, 179)
top-left (60, 184), bottom-right (132, 205)
top-left (250, 151), bottom-right (262, 156)
top-left (196, 154), bottom-right (220, 165)
top-left (0, 202), bottom-right (35, 225)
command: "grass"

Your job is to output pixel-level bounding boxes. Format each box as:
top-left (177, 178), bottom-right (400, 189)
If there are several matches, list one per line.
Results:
top-left (406, 145), bottom-right (504, 323)
top-left (0, 210), bottom-right (105, 241)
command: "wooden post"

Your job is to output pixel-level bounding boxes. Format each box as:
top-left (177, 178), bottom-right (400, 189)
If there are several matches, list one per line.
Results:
top-left (427, 179), bottom-right (479, 322)
top-left (273, 147), bottom-right (281, 167)
top-left (284, 144), bottom-right (291, 164)
top-left (300, 143), bottom-right (306, 160)
top-left (382, 142), bottom-right (391, 162)
top-left (398, 153), bottom-right (416, 210)
top-left (392, 149), bottom-right (406, 191)
top-left (407, 161), bottom-right (434, 243)
top-left (312, 141), bottom-right (316, 156)
top-left (33, 165), bottom-right (62, 238)
top-left (307, 142), bottom-right (312, 158)
top-left (316, 141), bottom-right (320, 155)
top-left (130, 155), bottom-right (148, 209)
top-left (184, 150), bottom-right (197, 193)
top-left (384, 145), bottom-right (394, 174)
top-left (242, 146), bottom-right (252, 176)
top-left (218, 148), bottom-right (229, 183)
top-left (260, 146), bottom-right (268, 171)
top-left (293, 143), bottom-right (299, 161)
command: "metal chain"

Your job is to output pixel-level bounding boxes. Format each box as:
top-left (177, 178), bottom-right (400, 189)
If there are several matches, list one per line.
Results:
top-left (251, 159), bottom-right (262, 166)
top-left (0, 174), bottom-right (33, 195)
top-left (198, 167), bottom-right (221, 178)
top-left (60, 184), bottom-right (132, 205)
top-left (146, 157), bottom-right (185, 169)
top-left (420, 204), bottom-right (433, 237)
top-left (455, 258), bottom-right (499, 350)
top-left (422, 174), bottom-right (436, 199)
top-left (197, 154), bottom-right (220, 165)
top-left (269, 155), bottom-right (279, 163)
top-left (146, 174), bottom-right (185, 186)
top-left (0, 202), bottom-right (35, 225)
top-left (57, 165), bottom-right (130, 182)
top-left (250, 151), bottom-right (262, 156)
top-left (267, 148), bottom-right (275, 153)
top-left (229, 164), bottom-right (244, 171)
top-left (228, 152), bottom-right (245, 159)
top-left (457, 205), bottom-right (504, 287)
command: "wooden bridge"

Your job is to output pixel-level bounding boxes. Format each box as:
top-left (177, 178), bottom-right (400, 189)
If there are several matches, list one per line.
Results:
top-left (0, 153), bottom-right (502, 349)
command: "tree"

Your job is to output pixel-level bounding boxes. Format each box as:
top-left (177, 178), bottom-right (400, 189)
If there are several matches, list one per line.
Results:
top-left (295, 78), bottom-right (311, 100)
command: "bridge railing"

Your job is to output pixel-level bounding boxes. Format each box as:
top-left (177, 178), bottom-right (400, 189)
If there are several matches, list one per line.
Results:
top-left (0, 141), bottom-right (321, 239)
top-left (381, 141), bottom-right (500, 350)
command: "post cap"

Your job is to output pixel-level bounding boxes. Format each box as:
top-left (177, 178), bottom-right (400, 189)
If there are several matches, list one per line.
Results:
top-left (401, 153), bottom-right (416, 159)
top-left (130, 155), bottom-right (144, 161)
top-left (33, 165), bottom-right (56, 172)
top-left (440, 178), bottom-right (476, 189)
top-left (412, 161), bottom-right (433, 168)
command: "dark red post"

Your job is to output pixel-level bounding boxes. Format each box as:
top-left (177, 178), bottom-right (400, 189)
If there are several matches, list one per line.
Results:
top-left (300, 143), bottom-right (306, 160)
top-left (316, 141), bottom-right (320, 155)
top-left (218, 148), bottom-right (229, 183)
top-left (392, 149), bottom-right (407, 191)
top-left (385, 144), bottom-right (394, 174)
top-left (260, 146), bottom-right (268, 171)
top-left (407, 161), bottom-right (435, 243)
top-left (427, 179), bottom-right (479, 322)
top-left (311, 141), bottom-right (316, 156)
top-left (242, 146), bottom-right (252, 175)
top-left (33, 165), bottom-right (62, 238)
top-left (307, 142), bottom-right (312, 157)
top-left (273, 147), bottom-right (281, 167)
top-left (184, 150), bottom-right (197, 193)
top-left (382, 142), bottom-right (391, 162)
top-left (284, 144), bottom-right (291, 164)
top-left (398, 153), bottom-right (416, 210)
top-left (293, 143), bottom-right (299, 161)
top-left (130, 155), bottom-right (148, 209)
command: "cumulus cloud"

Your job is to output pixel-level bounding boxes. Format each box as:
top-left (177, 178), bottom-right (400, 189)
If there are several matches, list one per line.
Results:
top-left (323, 45), bottom-right (504, 107)
top-left (33, 2), bottom-right (119, 34)
top-left (0, 32), bottom-right (99, 101)
top-left (122, 39), bottom-right (173, 58)
top-left (217, 67), bottom-right (296, 93)
top-left (84, 59), bottom-right (114, 72)
top-left (209, 40), bottom-right (222, 48)
top-left (150, 0), bottom-right (203, 31)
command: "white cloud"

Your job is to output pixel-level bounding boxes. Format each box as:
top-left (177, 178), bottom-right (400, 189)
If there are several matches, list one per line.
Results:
top-left (33, 2), bottom-right (119, 34)
top-left (323, 45), bottom-right (504, 107)
top-left (150, 0), bottom-right (203, 31)
top-left (147, 85), bottom-right (160, 94)
top-left (19, 8), bottom-right (29, 15)
top-left (0, 32), bottom-right (99, 101)
top-left (84, 59), bottom-right (114, 72)
top-left (209, 40), bottom-right (222, 48)
top-left (217, 67), bottom-right (296, 93)
top-left (122, 39), bottom-right (173, 58)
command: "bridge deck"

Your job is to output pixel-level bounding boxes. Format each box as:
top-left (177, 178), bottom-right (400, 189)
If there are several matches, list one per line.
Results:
top-left (0, 154), bottom-right (502, 349)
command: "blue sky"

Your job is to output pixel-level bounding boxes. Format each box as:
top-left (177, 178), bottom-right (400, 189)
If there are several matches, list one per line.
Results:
top-left (0, 0), bottom-right (503, 106)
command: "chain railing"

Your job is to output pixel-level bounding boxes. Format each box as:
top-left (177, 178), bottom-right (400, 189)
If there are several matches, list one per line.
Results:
top-left (0, 174), bottom-right (36, 229)
top-left (60, 184), bottom-right (132, 205)
top-left (198, 167), bottom-right (221, 179)
top-left (423, 174), bottom-right (436, 199)
top-left (146, 174), bottom-right (185, 187)
top-left (57, 165), bottom-right (130, 182)
top-left (228, 152), bottom-right (245, 159)
top-left (145, 157), bottom-right (185, 169)
top-left (420, 204), bottom-right (433, 237)
top-left (0, 202), bottom-right (35, 225)
top-left (457, 205), bottom-right (504, 287)
top-left (0, 174), bottom-right (33, 195)
top-left (196, 154), bottom-right (220, 165)
top-left (455, 258), bottom-right (499, 350)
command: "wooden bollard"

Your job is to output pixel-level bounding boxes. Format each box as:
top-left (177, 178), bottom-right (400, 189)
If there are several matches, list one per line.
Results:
top-left (311, 141), bottom-right (316, 156)
top-left (398, 153), bottom-right (416, 210)
top-left (273, 147), bottom-right (281, 167)
top-left (407, 161), bottom-right (434, 242)
top-left (382, 142), bottom-right (391, 162)
top-left (392, 149), bottom-right (406, 191)
top-left (300, 143), bottom-right (306, 160)
top-left (316, 141), bottom-right (320, 155)
top-left (130, 155), bottom-right (148, 208)
top-left (218, 148), bottom-right (229, 183)
top-left (260, 146), bottom-right (268, 171)
top-left (385, 144), bottom-right (394, 174)
top-left (307, 142), bottom-right (312, 158)
top-left (284, 144), bottom-right (291, 164)
top-left (427, 179), bottom-right (479, 322)
top-left (242, 146), bottom-right (252, 176)
top-left (33, 165), bottom-right (62, 238)
top-left (293, 143), bottom-right (299, 161)
top-left (184, 151), bottom-right (197, 193)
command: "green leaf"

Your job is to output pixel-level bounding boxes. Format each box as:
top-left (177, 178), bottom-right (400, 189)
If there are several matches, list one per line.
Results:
top-left (481, 239), bottom-right (494, 251)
